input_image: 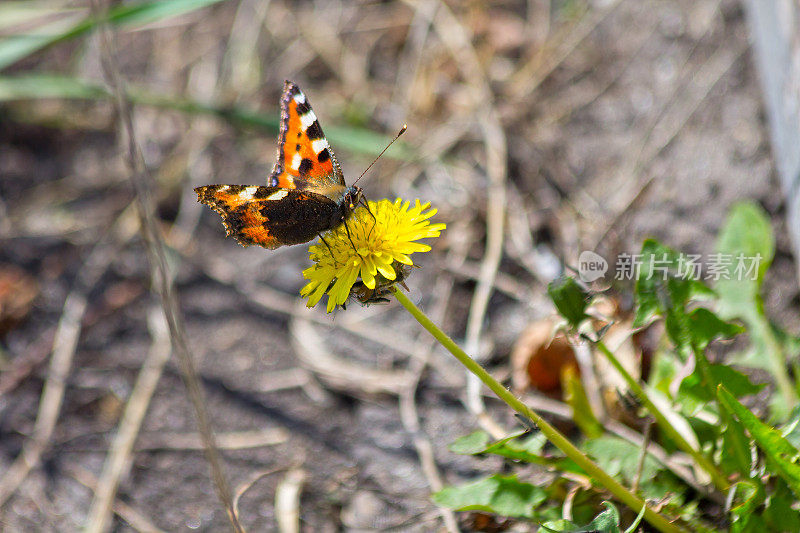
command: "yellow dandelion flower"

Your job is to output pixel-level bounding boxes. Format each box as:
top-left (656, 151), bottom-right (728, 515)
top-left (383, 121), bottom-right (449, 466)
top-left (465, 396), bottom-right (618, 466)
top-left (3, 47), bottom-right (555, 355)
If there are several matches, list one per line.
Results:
top-left (301, 198), bottom-right (445, 312)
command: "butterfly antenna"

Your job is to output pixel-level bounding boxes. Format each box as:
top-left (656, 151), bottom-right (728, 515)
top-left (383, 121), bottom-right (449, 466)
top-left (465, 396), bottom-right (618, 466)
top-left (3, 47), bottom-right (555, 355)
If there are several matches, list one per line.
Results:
top-left (352, 124), bottom-right (407, 186)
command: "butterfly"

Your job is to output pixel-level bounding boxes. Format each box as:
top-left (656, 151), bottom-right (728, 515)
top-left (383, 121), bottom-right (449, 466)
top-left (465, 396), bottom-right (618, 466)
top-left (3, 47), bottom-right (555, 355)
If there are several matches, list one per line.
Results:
top-left (195, 81), bottom-right (363, 249)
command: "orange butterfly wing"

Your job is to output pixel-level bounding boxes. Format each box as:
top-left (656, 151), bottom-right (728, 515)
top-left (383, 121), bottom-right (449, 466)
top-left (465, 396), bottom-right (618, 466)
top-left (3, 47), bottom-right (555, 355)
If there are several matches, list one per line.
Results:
top-left (194, 184), bottom-right (341, 249)
top-left (268, 81), bottom-right (345, 195)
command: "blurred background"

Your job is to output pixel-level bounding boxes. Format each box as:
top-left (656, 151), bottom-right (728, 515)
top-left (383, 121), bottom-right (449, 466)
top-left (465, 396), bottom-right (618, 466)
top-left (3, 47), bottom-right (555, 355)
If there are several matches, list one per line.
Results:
top-left (1, 0), bottom-right (798, 531)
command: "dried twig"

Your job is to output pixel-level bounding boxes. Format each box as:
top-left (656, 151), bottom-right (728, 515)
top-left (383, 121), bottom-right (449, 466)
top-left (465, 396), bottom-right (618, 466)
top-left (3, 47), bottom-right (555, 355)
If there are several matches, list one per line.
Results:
top-left (68, 463), bottom-right (167, 533)
top-left (85, 307), bottom-right (172, 533)
top-left (0, 215), bottom-right (133, 507)
top-left (90, 1), bottom-right (242, 530)
top-left (275, 468), bottom-right (306, 533)
top-left (136, 428), bottom-right (288, 452)
top-left (429, 0), bottom-right (508, 438)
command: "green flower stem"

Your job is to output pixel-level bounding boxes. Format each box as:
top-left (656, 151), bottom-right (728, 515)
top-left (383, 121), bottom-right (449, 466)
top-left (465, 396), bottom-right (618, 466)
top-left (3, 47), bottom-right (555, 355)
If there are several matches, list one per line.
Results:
top-left (391, 287), bottom-right (688, 533)
top-left (594, 340), bottom-right (729, 492)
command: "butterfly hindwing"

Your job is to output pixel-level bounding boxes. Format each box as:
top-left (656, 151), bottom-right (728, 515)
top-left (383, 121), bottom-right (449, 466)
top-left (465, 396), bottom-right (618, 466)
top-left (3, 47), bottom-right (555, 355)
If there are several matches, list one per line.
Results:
top-left (195, 184), bottom-right (342, 248)
top-left (267, 81), bottom-right (345, 195)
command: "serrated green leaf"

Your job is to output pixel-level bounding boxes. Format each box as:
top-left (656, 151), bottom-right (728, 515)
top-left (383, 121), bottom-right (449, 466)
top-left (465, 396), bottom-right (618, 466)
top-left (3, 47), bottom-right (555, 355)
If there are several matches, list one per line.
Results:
top-left (585, 502), bottom-right (621, 532)
top-left (687, 308), bottom-right (744, 350)
top-left (680, 364), bottom-right (764, 403)
top-left (541, 502), bottom-right (622, 533)
top-left (781, 406), bottom-right (800, 450)
top-left (729, 480), bottom-right (765, 533)
top-left (717, 386), bottom-right (800, 497)
top-left (714, 202), bottom-right (796, 417)
top-left (717, 393), bottom-right (756, 479)
top-left (432, 474), bottom-right (547, 519)
top-left (633, 239), bottom-right (714, 358)
top-left (763, 478), bottom-right (800, 531)
top-left (547, 276), bottom-right (590, 329)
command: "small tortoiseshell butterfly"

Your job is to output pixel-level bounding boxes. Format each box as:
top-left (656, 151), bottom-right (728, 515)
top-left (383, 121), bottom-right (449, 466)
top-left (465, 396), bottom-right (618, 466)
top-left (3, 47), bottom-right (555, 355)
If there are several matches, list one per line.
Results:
top-left (195, 81), bottom-right (363, 249)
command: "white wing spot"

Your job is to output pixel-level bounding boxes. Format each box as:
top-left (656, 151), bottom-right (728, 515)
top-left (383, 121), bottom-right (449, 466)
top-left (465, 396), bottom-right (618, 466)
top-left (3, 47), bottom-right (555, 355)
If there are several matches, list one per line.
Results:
top-left (311, 138), bottom-right (329, 154)
top-left (239, 186), bottom-right (258, 200)
top-left (218, 185), bottom-right (230, 191)
top-left (300, 110), bottom-right (317, 130)
top-left (293, 92), bottom-right (306, 105)
top-left (266, 190), bottom-right (289, 201)
top-left (291, 152), bottom-right (302, 171)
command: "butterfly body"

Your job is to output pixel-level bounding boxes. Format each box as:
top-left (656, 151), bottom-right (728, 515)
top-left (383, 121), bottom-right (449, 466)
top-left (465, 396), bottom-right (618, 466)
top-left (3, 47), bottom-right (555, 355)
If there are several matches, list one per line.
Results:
top-left (195, 81), bottom-right (362, 249)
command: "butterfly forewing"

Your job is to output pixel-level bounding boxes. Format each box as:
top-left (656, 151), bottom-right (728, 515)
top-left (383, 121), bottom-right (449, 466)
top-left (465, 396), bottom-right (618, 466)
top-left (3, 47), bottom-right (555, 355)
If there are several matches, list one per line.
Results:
top-left (268, 81), bottom-right (345, 194)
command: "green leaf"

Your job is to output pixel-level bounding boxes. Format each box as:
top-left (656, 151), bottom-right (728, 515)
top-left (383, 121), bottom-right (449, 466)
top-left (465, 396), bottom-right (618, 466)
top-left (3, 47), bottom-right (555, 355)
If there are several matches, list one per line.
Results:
top-left (446, 430), bottom-right (572, 471)
top-left (717, 386), bottom-right (800, 497)
top-left (763, 478), bottom-right (800, 531)
top-left (714, 202), bottom-right (796, 417)
top-left (540, 502), bottom-right (622, 533)
top-left (547, 276), bottom-right (590, 329)
top-left (680, 364), bottom-right (764, 403)
top-left (432, 474), bottom-right (547, 519)
top-left (583, 436), bottom-right (662, 484)
top-left (717, 392), bottom-right (756, 478)
top-left (687, 308), bottom-right (744, 350)
top-left (633, 239), bottom-right (714, 357)
top-left (715, 202), bottom-right (773, 321)
top-left (585, 502), bottom-right (621, 532)
top-left (0, 74), bottom-right (109, 100)
top-left (448, 430), bottom-right (492, 454)
top-left (624, 502), bottom-right (647, 533)
top-left (729, 480), bottom-right (765, 533)
top-left (781, 406), bottom-right (800, 450)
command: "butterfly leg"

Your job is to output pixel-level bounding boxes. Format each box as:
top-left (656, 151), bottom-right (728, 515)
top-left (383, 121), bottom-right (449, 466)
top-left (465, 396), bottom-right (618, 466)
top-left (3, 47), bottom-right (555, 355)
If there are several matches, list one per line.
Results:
top-left (318, 233), bottom-right (339, 263)
top-left (342, 219), bottom-right (359, 252)
top-left (359, 197), bottom-right (378, 239)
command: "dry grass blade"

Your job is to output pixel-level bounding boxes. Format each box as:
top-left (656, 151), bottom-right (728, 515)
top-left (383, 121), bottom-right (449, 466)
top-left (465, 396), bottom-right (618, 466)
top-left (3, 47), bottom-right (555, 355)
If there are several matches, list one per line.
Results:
top-left (67, 463), bottom-right (167, 533)
top-left (0, 292), bottom-right (85, 507)
top-left (398, 275), bottom-right (460, 533)
top-left (275, 468), bottom-right (307, 533)
top-left (232, 469), bottom-right (283, 526)
top-left (136, 429), bottom-right (288, 451)
top-left (0, 212), bottom-right (134, 507)
top-left (429, 0), bottom-right (508, 438)
top-left (290, 314), bottom-right (416, 395)
top-left (89, 1), bottom-right (242, 530)
top-left (85, 306), bottom-right (172, 533)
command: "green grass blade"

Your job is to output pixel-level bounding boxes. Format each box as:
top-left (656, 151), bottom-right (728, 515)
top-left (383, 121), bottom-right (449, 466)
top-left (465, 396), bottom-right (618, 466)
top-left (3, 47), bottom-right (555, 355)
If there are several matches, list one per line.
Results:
top-left (718, 385), bottom-right (800, 498)
top-left (0, 0), bottom-right (227, 71)
top-left (0, 73), bottom-right (107, 99)
top-left (0, 14), bottom-right (85, 71)
top-left (0, 74), bottom-right (411, 158)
